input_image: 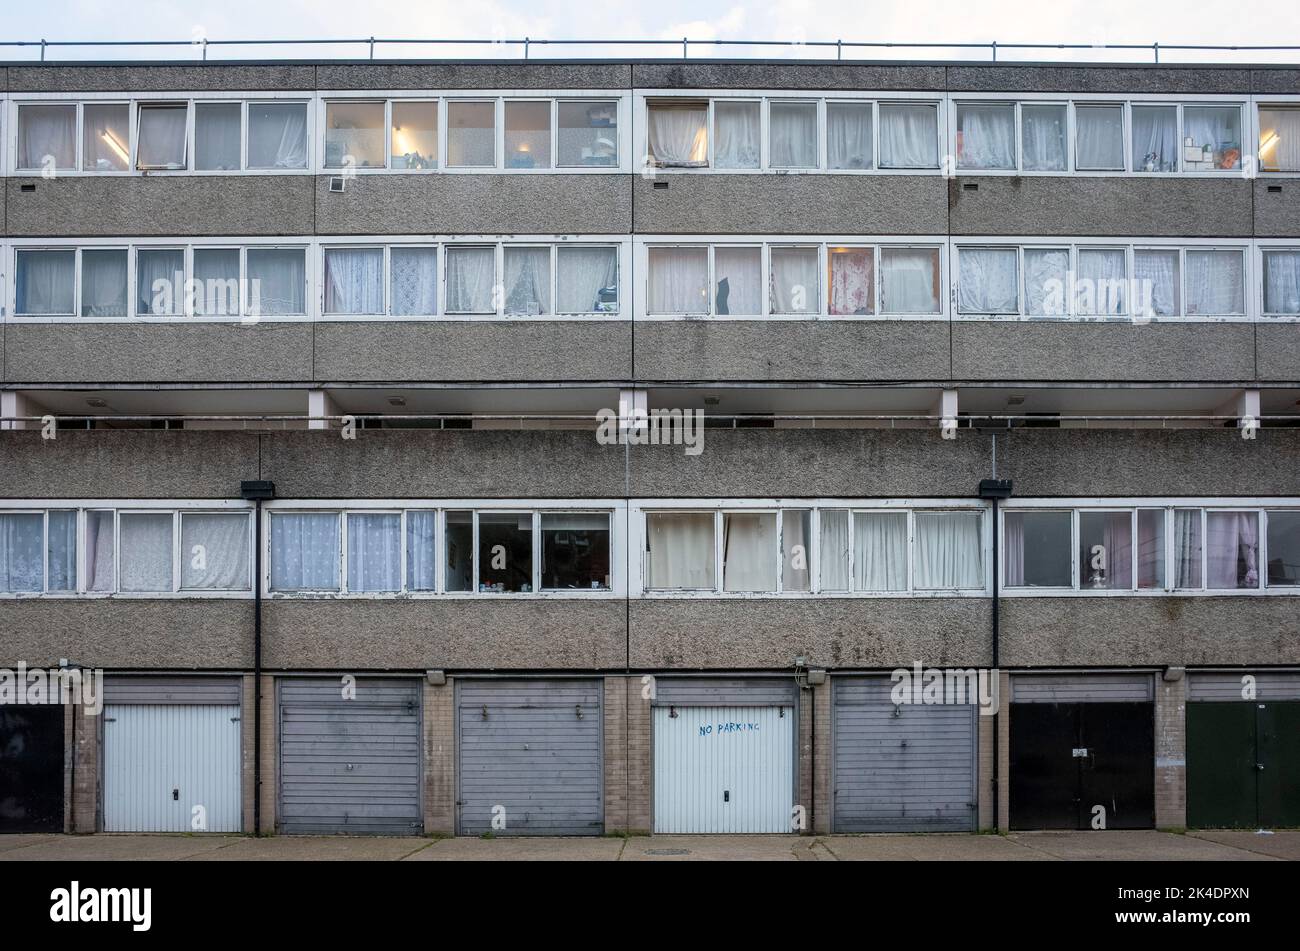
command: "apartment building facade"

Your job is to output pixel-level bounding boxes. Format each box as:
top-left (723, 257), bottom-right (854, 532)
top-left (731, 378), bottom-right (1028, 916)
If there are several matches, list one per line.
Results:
top-left (0, 57), bottom-right (1298, 838)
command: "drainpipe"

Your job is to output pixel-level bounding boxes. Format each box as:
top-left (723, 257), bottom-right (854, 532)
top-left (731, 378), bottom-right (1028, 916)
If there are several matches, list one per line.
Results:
top-left (240, 481), bottom-right (275, 835)
top-left (979, 468), bottom-right (1012, 832)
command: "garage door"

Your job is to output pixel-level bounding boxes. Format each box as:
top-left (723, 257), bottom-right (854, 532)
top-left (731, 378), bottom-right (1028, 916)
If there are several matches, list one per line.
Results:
top-left (279, 678), bottom-right (422, 835)
top-left (102, 677), bottom-right (241, 833)
top-left (0, 704), bottom-right (63, 833)
top-left (832, 677), bottom-right (976, 832)
top-left (457, 680), bottom-right (602, 836)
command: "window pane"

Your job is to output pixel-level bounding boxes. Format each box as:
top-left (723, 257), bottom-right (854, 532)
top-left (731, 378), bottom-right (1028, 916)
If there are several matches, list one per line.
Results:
top-left (324, 101), bottom-right (384, 168)
top-left (781, 510), bottom-right (811, 592)
top-left (827, 102), bottom-right (872, 170)
top-left (542, 513), bottom-right (610, 590)
top-left (828, 248), bottom-right (874, 316)
top-left (1173, 509), bottom-right (1203, 589)
top-left (879, 102), bottom-right (938, 168)
top-left (770, 247), bottom-right (819, 314)
top-left (247, 103), bottom-right (308, 169)
top-left (881, 248), bottom-right (940, 315)
top-left (648, 103), bottom-right (707, 167)
top-left (1021, 104), bottom-right (1066, 171)
top-left (915, 511), bottom-right (983, 589)
top-left (269, 512), bottom-right (339, 591)
top-left (1024, 249), bottom-right (1069, 316)
top-left (1079, 512), bottom-right (1133, 589)
top-left (1263, 250), bottom-right (1300, 316)
top-left (714, 101), bottom-right (760, 169)
top-left (46, 511), bottom-right (77, 592)
top-left (1076, 104), bottom-right (1124, 170)
top-left (1004, 511), bottom-right (1071, 587)
top-left (324, 248), bottom-right (384, 315)
top-left (16, 250), bottom-right (75, 316)
top-left (1207, 512), bottom-right (1259, 589)
top-left (391, 101), bottom-right (438, 170)
top-left (0, 513), bottom-right (44, 592)
top-left (181, 513), bottom-right (250, 590)
top-left (504, 247), bottom-right (551, 316)
top-left (1076, 248), bottom-right (1127, 317)
top-left (81, 249), bottom-right (128, 318)
top-left (1185, 250), bottom-right (1244, 316)
top-left (956, 103), bottom-right (1015, 170)
top-left (246, 248), bottom-right (306, 316)
top-left (648, 247), bottom-right (708, 314)
top-left (347, 512), bottom-right (401, 593)
top-left (1185, 106), bottom-right (1242, 170)
top-left (1259, 107), bottom-right (1300, 173)
top-left (1266, 511), bottom-right (1300, 586)
top-left (853, 512), bottom-right (907, 592)
top-left (18, 104), bottom-right (75, 170)
top-left (119, 512), bottom-right (173, 592)
top-left (445, 511), bottom-right (473, 592)
top-left (714, 247), bottom-right (762, 315)
top-left (1132, 105), bottom-right (1178, 172)
top-left (770, 101), bottom-right (818, 168)
top-left (136, 104), bottom-right (188, 169)
top-left (557, 247), bottom-right (618, 314)
top-left (558, 100), bottom-right (617, 167)
top-left (818, 510), bottom-right (850, 591)
top-left (195, 102), bottom-right (242, 171)
top-left (406, 511), bottom-right (437, 591)
top-left (1137, 509), bottom-right (1165, 589)
top-left (505, 101), bottom-right (551, 169)
top-left (193, 248), bottom-right (241, 317)
top-left (391, 247), bottom-right (438, 316)
top-left (1133, 250), bottom-right (1180, 318)
top-left (445, 246), bottom-right (496, 313)
top-left (647, 513), bottom-right (715, 589)
top-left (722, 513), bottom-right (777, 592)
top-left (478, 513), bottom-right (532, 593)
top-left (86, 511), bottom-right (115, 592)
top-left (83, 103), bottom-right (130, 171)
top-left (958, 248), bottom-right (1018, 314)
top-left (448, 101), bottom-right (495, 167)
top-left (137, 248), bottom-right (184, 317)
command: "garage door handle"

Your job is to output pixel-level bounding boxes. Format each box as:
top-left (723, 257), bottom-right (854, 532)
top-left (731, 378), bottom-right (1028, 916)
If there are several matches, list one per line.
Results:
top-left (723, 790), bottom-right (730, 803)
top-left (1257, 764), bottom-right (1265, 770)
top-left (172, 788), bottom-right (179, 801)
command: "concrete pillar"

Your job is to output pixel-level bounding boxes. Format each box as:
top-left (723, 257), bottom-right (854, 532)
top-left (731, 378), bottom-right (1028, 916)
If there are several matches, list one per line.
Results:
top-left (307, 390), bottom-right (338, 431)
top-left (423, 677), bottom-right (455, 835)
top-left (1155, 672), bottom-right (1187, 829)
top-left (1, 391), bottom-right (49, 431)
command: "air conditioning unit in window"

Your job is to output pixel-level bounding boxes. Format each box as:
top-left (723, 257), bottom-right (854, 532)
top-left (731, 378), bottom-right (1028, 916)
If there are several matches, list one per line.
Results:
top-left (328, 175), bottom-right (346, 193)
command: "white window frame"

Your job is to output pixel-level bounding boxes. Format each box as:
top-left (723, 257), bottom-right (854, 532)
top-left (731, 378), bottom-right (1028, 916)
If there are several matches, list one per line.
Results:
top-left (1255, 242), bottom-right (1300, 320)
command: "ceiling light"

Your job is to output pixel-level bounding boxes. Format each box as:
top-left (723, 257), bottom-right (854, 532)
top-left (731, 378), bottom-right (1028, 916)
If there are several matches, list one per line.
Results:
top-left (703, 397), bottom-right (721, 406)
top-left (387, 396), bottom-right (406, 407)
top-left (1007, 395), bottom-right (1026, 406)
top-left (85, 398), bottom-right (107, 408)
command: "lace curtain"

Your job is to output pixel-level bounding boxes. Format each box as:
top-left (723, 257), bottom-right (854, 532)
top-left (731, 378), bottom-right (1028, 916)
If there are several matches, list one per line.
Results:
top-left (714, 101), bottom-right (760, 169)
top-left (958, 248), bottom-right (1018, 314)
top-left (957, 104), bottom-right (1015, 170)
top-left (347, 513), bottom-right (401, 592)
top-left (119, 513), bottom-right (173, 593)
top-left (647, 513), bottom-right (715, 589)
top-left (270, 513), bottom-right (340, 591)
top-left (829, 249), bottom-right (874, 316)
top-left (880, 248), bottom-right (940, 314)
top-left (714, 247), bottom-right (762, 316)
top-left (879, 103), bottom-right (938, 168)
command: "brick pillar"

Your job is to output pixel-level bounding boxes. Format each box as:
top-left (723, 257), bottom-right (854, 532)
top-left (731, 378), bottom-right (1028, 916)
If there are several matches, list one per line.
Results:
top-left (997, 670), bottom-right (1011, 831)
top-left (978, 693), bottom-right (996, 830)
top-left (627, 674), bottom-right (652, 834)
top-left (69, 702), bottom-right (99, 833)
top-left (812, 679), bottom-right (832, 834)
top-left (1155, 674), bottom-right (1187, 829)
top-left (424, 677), bottom-right (455, 835)
top-left (241, 674), bottom-right (256, 834)
top-left (257, 673), bottom-right (277, 834)
top-left (603, 677), bottom-right (629, 833)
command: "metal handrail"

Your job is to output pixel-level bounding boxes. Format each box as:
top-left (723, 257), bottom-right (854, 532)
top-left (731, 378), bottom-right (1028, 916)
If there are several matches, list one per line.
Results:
top-left (3, 413), bottom-right (1297, 424)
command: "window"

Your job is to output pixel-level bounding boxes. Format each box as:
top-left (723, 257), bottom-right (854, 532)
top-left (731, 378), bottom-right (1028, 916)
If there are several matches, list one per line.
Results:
top-left (1259, 106), bottom-right (1300, 172)
top-left (1184, 106), bottom-right (1242, 170)
top-left (136, 103), bottom-right (188, 169)
top-left (137, 248), bottom-right (184, 316)
top-left (828, 247), bottom-right (874, 316)
top-left (914, 511), bottom-right (983, 589)
top-left (445, 511), bottom-right (473, 592)
top-left (714, 101), bottom-right (760, 169)
top-left (1173, 508), bottom-right (1203, 589)
top-left (881, 248), bottom-right (940, 315)
top-left (478, 513), bottom-right (532, 592)
top-left (1266, 511), bottom-right (1300, 586)
top-left (714, 246), bottom-right (762, 315)
top-left (347, 513), bottom-right (401, 593)
top-left (781, 509), bottom-right (812, 592)
top-left (406, 511), bottom-right (437, 591)
top-left (1263, 250), bottom-right (1300, 316)
top-left (390, 247), bottom-right (438, 316)
top-left (648, 247), bottom-right (708, 314)
top-left (1185, 250), bottom-right (1244, 316)
top-left (1005, 511), bottom-right (1072, 587)
top-left (18, 103), bottom-right (75, 170)
top-left (1206, 511), bottom-right (1259, 589)
top-left (1021, 104), bottom-right (1066, 171)
top-left (1024, 248), bottom-right (1069, 316)
top-left (647, 101), bottom-right (708, 167)
top-left (180, 513), bottom-right (250, 590)
top-left (853, 512), bottom-right (907, 592)
top-left (1076, 248), bottom-right (1127, 317)
top-left (1075, 104), bottom-right (1124, 170)
top-left (958, 248), bottom-right (1018, 314)
top-left (558, 100), bottom-right (617, 168)
top-left (769, 101), bottom-right (818, 169)
top-left (827, 102), bottom-right (872, 170)
top-left (324, 247), bottom-right (384, 315)
top-left (557, 246), bottom-right (618, 314)
top-left (1132, 105), bottom-right (1178, 172)
top-left (325, 101), bottom-right (385, 168)
top-left (1133, 249), bottom-right (1180, 318)
top-left (505, 101), bottom-right (551, 169)
top-left (46, 512), bottom-right (77, 592)
top-left (879, 102), bottom-right (939, 168)
top-left (770, 247), bottom-right (818, 314)
top-left (646, 512), bottom-right (715, 589)
top-left (119, 512), bottom-right (174, 592)
top-left (270, 512), bottom-right (340, 592)
top-left (193, 248), bottom-right (241, 316)
top-left (83, 103), bottom-right (130, 171)
top-left (542, 513), bottom-right (611, 590)
top-left (819, 510), bottom-right (850, 591)
top-left (86, 511), bottom-right (115, 592)
top-left (15, 250), bottom-right (75, 316)
top-left (0, 513), bottom-right (44, 592)
top-left (504, 247), bottom-right (551, 315)
top-left (1078, 511), bottom-right (1133, 589)
top-left (446, 246), bottom-right (496, 314)
top-left (1137, 509), bottom-right (1165, 589)
top-left (392, 101), bottom-right (439, 170)
top-left (247, 102), bottom-right (308, 170)
top-left (245, 248), bottom-right (306, 316)
top-left (81, 249), bottom-right (128, 318)
top-left (195, 102), bottom-right (241, 171)
top-left (448, 101), bottom-right (496, 168)
top-left (956, 103), bottom-right (1015, 170)
top-left (722, 512), bottom-right (778, 592)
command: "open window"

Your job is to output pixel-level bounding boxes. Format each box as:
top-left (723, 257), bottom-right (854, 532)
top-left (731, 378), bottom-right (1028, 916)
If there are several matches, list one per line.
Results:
top-left (647, 101), bottom-right (708, 168)
top-left (136, 103), bottom-right (188, 170)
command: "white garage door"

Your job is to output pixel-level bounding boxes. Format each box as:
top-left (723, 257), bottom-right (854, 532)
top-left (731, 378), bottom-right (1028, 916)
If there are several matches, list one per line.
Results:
top-left (653, 705), bottom-right (793, 833)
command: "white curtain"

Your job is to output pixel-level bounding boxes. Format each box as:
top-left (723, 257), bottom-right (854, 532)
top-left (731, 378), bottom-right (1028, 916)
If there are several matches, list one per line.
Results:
top-left (47, 511), bottom-right (77, 592)
top-left (957, 104), bottom-right (1015, 169)
top-left (246, 248), bottom-right (306, 316)
top-left (181, 513), bottom-right (249, 590)
top-left (136, 106), bottom-right (188, 168)
top-left (1185, 106), bottom-right (1241, 169)
top-left (16, 250), bottom-right (75, 315)
top-left (1207, 512), bottom-right (1259, 589)
top-left (119, 513), bottom-right (173, 593)
top-left (1263, 250), bottom-right (1300, 315)
top-left (770, 247), bottom-right (818, 314)
top-left (714, 247), bottom-right (761, 315)
top-left (446, 247), bottom-right (496, 313)
top-left (347, 513), bottom-right (401, 592)
top-left (1137, 509), bottom-right (1165, 589)
top-left (137, 249), bottom-right (184, 316)
top-left (647, 513), bottom-right (715, 589)
top-left (81, 250), bottom-right (128, 318)
top-left (770, 102), bottom-right (817, 168)
top-left (195, 103), bottom-right (242, 171)
top-left (193, 249), bottom-right (241, 317)
top-left (915, 512), bottom-right (983, 590)
top-left (556, 247), bottom-right (617, 314)
top-left (325, 248), bottom-right (384, 315)
top-left (1186, 250), bottom-right (1244, 316)
top-left (879, 103), bottom-right (938, 168)
top-left (1021, 104), bottom-right (1066, 171)
top-left (0, 514), bottom-right (43, 592)
top-left (504, 247), bottom-right (551, 315)
top-left (1132, 106), bottom-right (1178, 172)
top-left (270, 513), bottom-right (339, 591)
top-left (647, 247), bottom-right (708, 314)
top-left (1076, 248), bottom-right (1127, 317)
top-left (86, 511), bottom-right (115, 592)
top-left (648, 105), bottom-right (707, 167)
top-left (1076, 105), bottom-right (1124, 170)
top-left (723, 513), bottom-right (777, 592)
top-left (1134, 250), bottom-right (1180, 318)
top-left (83, 104), bottom-right (130, 171)
top-left (880, 248), bottom-right (939, 314)
top-left (391, 248), bottom-right (439, 316)
top-left (1024, 249), bottom-right (1069, 316)
top-left (1079, 511), bottom-right (1133, 589)
top-left (781, 510), bottom-right (811, 592)
top-left (818, 510), bottom-right (850, 591)
top-left (714, 101), bottom-right (760, 169)
top-left (829, 249), bottom-right (874, 316)
top-left (853, 512), bottom-right (907, 592)
top-left (406, 511), bottom-right (437, 591)
top-left (958, 248), bottom-right (1018, 314)
top-left (1173, 509), bottom-right (1202, 588)
top-left (248, 103), bottom-right (308, 170)
top-left (18, 104), bottom-right (75, 169)
top-left (1259, 107), bottom-right (1300, 172)
top-left (828, 103), bottom-right (872, 170)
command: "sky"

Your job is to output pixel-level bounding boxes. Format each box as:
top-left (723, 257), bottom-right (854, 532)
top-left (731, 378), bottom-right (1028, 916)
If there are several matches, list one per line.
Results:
top-left (0, 0), bottom-right (1296, 63)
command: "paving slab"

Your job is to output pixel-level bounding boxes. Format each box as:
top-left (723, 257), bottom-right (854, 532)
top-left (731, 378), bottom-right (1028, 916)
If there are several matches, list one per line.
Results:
top-left (1005, 831), bottom-right (1279, 861)
top-left (188, 836), bottom-right (432, 861)
top-left (403, 836), bottom-right (626, 861)
top-left (621, 835), bottom-right (805, 861)
top-left (0, 834), bottom-right (244, 862)
top-left (1186, 830), bottom-right (1300, 861)
top-left (819, 833), bottom-right (1052, 861)
top-left (0, 835), bottom-right (58, 855)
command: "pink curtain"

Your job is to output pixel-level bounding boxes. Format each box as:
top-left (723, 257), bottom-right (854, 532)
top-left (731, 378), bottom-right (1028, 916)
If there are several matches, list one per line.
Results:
top-left (828, 249), bottom-right (874, 316)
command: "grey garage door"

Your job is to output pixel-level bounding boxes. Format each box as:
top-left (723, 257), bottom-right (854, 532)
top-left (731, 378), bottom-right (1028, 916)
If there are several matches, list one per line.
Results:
top-left (279, 678), bottom-right (422, 835)
top-left (833, 677), bottom-right (977, 832)
top-left (457, 680), bottom-right (602, 836)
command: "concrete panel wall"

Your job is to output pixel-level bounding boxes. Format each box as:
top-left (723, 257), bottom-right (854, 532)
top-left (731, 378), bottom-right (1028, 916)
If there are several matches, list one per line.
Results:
top-left (7, 64), bottom-right (318, 92)
top-left (314, 62), bottom-right (631, 91)
top-left (633, 63), bottom-right (945, 91)
top-left (946, 65), bottom-right (1252, 94)
top-left (1253, 180), bottom-right (1300, 237)
top-left (1255, 323), bottom-right (1300, 382)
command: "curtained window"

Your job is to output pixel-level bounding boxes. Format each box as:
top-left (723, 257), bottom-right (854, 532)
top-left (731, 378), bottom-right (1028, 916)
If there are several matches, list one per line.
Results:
top-left (714, 247), bottom-right (762, 316)
top-left (347, 513), bottom-right (401, 593)
top-left (181, 513), bottom-right (250, 590)
top-left (1259, 106), bottom-right (1300, 172)
top-left (770, 247), bottom-right (819, 314)
top-left (324, 247), bottom-right (384, 315)
top-left (1173, 509), bottom-right (1204, 589)
top-left (444, 511), bottom-right (474, 592)
top-left (1185, 250), bottom-right (1244, 316)
top-left (447, 101), bottom-right (496, 168)
top-left (195, 102), bottom-right (242, 171)
top-left (1266, 511), bottom-right (1300, 587)
top-left (46, 511), bottom-right (77, 592)
top-left (119, 512), bottom-right (174, 593)
top-left (557, 100), bottom-right (617, 168)
top-left (915, 511), bottom-right (983, 589)
top-left (828, 248), bottom-right (874, 316)
top-left (647, 247), bottom-right (708, 315)
top-left (958, 247), bottom-right (1018, 314)
top-left (827, 102), bottom-right (872, 170)
top-left (15, 250), bottom-right (75, 316)
top-left (270, 512), bottom-right (340, 592)
top-left (1004, 511), bottom-right (1071, 587)
top-left (390, 247), bottom-right (438, 316)
top-left (1076, 104), bottom-right (1124, 170)
top-left (391, 101), bottom-right (439, 170)
top-left (557, 247), bottom-right (618, 314)
top-left (722, 512), bottom-right (777, 592)
top-left (1137, 509), bottom-right (1166, 589)
top-left (81, 249), bottom-right (128, 318)
top-left (405, 511), bottom-right (437, 591)
top-left (879, 102), bottom-right (938, 168)
top-left (324, 101), bottom-right (385, 169)
top-left (86, 511), bottom-right (115, 592)
top-left (713, 101), bottom-right (760, 169)
top-left (880, 248), bottom-right (940, 315)
top-left (956, 103), bottom-right (1015, 170)
top-left (1263, 250), bottom-right (1300, 316)
top-left (505, 101), bottom-right (552, 169)
top-left (478, 513), bottom-right (532, 593)
top-left (246, 248), bottom-right (306, 316)
top-left (18, 103), bottom-right (76, 170)
top-left (445, 246), bottom-right (496, 314)
top-left (1206, 512), bottom-right (1259, 589)
top-left (542, 513), bottom-right (611, 590)
top-left (1021, 104), bottom-right (1067, 171)
top-left (1024, 248), bottom-right (1069, 317)
top-left (504, 246), bottom-right (552, 316)
top-left (247, 102), bottom-right (308, 170)
top-left (781, 510), bottom-right (811, 592)
top-left (0, 513), bottom-right (44, 592)
top-left (193, 249), bottom-right (241, 317)
top-left (818, 510), bottom-right (850, 591)
top-left (136, 104), bottom-right (188, 169)
top-left (83, 103), bottom-right (130, 171)
top-left (137, 248), bottom-right (184, 317)
top-left (1132, 105), bottom-right (1178, 172)
top-left (853, 512), bottom-right (907, 592)
top-left (1185, 106), bottom-right (1242, 170)
top-left (1075, 248), bottom-right (1127, 317)
top-left (1078, 511), bottom-right (1133, 589)
top-left (648, 102), bottom-right (708, 167)
top-left (1133, 249), bottom-right (1180, 318)
top-left (770, 101), bottom-right (818, 169)
top-left (646, 512), bottom-right (715, 589)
